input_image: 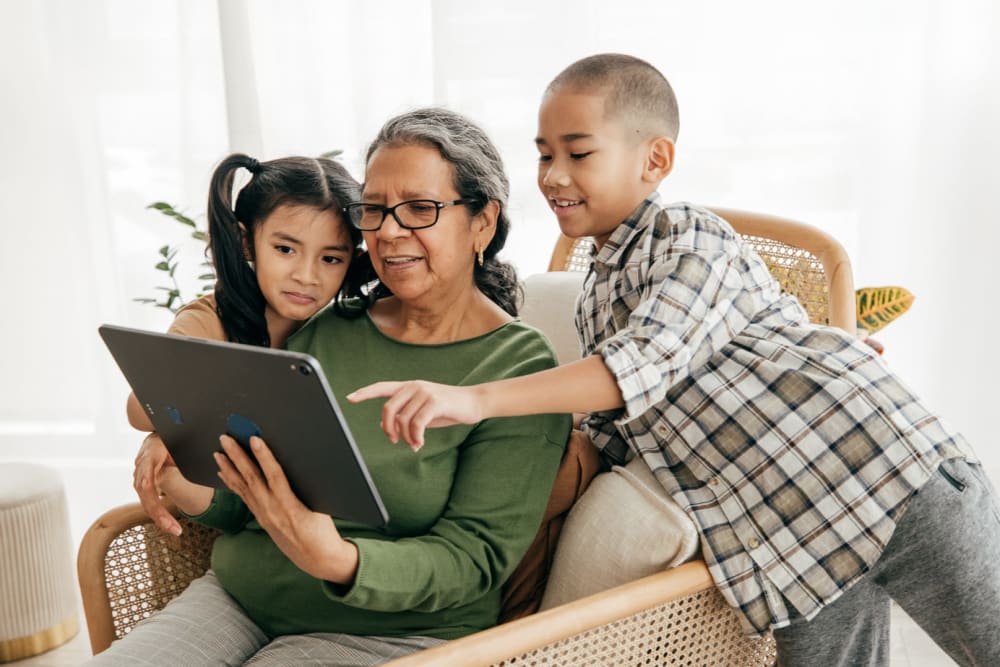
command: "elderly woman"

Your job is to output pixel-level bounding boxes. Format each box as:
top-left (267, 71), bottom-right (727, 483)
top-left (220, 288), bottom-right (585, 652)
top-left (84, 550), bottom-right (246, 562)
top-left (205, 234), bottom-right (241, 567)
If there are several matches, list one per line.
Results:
top-left (92, 109), bottom-right (569, 666)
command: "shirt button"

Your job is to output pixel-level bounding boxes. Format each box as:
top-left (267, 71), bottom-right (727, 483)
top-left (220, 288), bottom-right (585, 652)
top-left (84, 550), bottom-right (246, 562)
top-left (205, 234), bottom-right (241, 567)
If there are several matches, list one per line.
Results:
top-left (747, 537), bottom-right (761, 549)
top-left (708, 477), bottom-right (720, 486)
top-left (656, 424), bottom-right (669, 436)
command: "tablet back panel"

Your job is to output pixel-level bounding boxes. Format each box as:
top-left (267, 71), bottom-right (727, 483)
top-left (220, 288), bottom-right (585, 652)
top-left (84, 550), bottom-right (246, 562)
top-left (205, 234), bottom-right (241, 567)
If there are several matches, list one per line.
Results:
top-left (99, 324), bottom-right (388, 527)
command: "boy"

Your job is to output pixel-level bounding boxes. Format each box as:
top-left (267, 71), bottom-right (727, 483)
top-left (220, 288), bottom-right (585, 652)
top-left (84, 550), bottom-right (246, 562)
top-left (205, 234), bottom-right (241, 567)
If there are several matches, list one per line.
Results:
top-left (349, 54), bottom-right (1000, 664)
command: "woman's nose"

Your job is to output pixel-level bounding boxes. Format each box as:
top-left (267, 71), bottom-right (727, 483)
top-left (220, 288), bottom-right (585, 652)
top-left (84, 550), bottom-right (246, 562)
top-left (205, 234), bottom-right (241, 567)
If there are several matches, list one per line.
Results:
top-left (374, 213), bottom-right (411, 240)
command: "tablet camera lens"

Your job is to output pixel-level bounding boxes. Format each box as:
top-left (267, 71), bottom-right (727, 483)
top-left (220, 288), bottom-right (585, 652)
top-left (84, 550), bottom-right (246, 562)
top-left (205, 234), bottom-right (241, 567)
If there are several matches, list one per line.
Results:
top-left (299, 364), bottom-right (311, 376)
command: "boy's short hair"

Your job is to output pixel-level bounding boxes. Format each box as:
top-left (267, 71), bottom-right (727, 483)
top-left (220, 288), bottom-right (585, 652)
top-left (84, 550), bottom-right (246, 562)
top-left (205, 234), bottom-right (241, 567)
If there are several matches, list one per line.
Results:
top-left (546, 53), bottom-right (679, 142)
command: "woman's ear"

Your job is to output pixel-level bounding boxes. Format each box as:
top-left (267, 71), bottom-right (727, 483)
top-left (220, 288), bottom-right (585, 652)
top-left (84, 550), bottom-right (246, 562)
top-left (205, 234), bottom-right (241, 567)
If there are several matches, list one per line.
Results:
top-left (474, 200), bottom-right (500, 250)
top-left (642, 137), bottom-right (675, 183)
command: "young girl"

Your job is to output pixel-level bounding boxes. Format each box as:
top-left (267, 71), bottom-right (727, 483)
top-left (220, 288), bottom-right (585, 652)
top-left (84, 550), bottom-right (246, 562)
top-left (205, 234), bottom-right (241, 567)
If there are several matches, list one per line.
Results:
top-left (128, 153), bottom-right (361, 536)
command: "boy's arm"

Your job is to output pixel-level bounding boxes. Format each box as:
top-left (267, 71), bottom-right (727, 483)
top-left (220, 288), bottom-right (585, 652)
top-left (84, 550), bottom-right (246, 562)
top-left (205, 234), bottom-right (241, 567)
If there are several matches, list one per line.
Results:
top-left (348, 355), bottom-right (623, 450)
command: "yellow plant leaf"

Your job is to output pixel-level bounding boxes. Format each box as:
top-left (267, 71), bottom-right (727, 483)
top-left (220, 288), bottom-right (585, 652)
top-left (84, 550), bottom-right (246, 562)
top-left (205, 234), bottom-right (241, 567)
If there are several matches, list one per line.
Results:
top-left (856, 286), bottom-right (915, 334)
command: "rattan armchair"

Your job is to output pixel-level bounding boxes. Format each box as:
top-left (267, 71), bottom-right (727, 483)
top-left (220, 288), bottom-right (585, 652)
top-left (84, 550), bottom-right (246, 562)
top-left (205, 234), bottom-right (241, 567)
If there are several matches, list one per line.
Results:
top-left (78, 207), bottom-right (852, 665)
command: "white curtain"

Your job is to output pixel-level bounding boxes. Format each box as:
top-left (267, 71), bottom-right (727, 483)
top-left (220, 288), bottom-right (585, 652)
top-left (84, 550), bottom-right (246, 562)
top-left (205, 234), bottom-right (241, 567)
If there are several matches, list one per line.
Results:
top-left (2, 0), bottom-right (997, 538)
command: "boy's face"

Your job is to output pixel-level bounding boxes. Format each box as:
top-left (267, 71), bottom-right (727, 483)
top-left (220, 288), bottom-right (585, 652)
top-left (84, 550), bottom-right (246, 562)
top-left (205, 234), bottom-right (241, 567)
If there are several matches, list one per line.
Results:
top-left (535, 88), bottom-right (653, 247)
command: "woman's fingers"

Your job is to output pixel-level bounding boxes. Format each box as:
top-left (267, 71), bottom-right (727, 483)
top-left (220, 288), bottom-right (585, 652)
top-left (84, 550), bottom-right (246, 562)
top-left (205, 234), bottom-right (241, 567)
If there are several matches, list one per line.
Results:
top-left (246, 436), bottom-right (294, 498)
top-left (133, 433), bottom-right (182, 536)
top-left (216, 435), bottom-right (295, 501)
top-left (216, 435), bottom-right (259, 496)
top-left (140, 475), bottom-right (182, 536)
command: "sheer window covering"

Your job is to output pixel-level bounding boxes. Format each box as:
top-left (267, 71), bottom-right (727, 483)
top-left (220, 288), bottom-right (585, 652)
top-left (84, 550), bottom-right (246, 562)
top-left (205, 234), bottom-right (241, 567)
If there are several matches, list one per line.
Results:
top-left (1, 0), bottom-right (996, 484)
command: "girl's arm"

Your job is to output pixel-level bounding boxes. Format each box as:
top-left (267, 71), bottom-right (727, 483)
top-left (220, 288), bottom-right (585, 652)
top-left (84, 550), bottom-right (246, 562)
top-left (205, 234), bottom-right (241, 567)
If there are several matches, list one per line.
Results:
top-left (130, 297), bottom-right (230, 533)
top-left (127, 392), bottom-right (154, 431)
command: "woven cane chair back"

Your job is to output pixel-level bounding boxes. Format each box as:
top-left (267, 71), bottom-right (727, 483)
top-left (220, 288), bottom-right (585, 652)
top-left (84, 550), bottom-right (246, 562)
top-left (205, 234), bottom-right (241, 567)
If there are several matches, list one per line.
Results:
top-left (547, 206), bottom-right (855, 333)
top-left (77, 502), bottom-right (219, 653)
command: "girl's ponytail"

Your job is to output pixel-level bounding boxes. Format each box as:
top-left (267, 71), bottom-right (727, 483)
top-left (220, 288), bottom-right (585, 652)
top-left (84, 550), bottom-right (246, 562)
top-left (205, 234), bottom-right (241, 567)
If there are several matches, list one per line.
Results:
top-left (206, 154), bottom-right (270, 346)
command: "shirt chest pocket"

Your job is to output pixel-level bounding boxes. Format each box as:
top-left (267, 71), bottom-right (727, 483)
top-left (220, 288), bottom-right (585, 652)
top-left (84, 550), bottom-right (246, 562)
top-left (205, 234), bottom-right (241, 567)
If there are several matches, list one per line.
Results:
top-left (604, 270), bottom-right (646, 333)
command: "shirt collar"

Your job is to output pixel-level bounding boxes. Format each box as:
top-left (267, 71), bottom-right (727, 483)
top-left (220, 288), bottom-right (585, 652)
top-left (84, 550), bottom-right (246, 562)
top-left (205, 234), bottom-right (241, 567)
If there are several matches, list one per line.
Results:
top-left (592, 191), bottom-right (663, 268)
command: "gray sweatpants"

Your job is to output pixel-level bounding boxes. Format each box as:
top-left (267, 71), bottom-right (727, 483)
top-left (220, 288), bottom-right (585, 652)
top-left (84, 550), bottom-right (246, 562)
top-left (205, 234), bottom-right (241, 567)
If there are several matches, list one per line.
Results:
top-left (774, 457), bottom-right (1000, 666)
top-left (85, 570), bottom-right (445, 666)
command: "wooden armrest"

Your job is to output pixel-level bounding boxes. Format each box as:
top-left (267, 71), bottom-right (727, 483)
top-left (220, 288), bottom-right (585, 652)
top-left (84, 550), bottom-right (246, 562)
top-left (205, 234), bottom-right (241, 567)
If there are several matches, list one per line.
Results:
top-left (384, 560), bottom-right (715, 667)
top-left (77, 501), bottom-right (182, 654)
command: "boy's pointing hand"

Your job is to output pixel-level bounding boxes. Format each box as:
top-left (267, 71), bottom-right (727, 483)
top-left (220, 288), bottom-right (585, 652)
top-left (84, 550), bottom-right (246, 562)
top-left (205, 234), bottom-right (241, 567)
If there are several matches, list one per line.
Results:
top-left (347, 381), bottom-right (485, 451)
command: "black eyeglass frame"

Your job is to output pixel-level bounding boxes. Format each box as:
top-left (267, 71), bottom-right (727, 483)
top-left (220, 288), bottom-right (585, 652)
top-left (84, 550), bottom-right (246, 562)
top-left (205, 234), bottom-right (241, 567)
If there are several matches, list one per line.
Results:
top-left (343, 198), bottom-right (471, 231)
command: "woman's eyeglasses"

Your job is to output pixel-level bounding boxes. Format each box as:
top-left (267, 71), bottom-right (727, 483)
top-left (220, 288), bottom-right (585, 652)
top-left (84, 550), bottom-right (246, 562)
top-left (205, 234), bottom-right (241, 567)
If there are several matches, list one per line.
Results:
top-left (344, 199), bottom-right (469, 231)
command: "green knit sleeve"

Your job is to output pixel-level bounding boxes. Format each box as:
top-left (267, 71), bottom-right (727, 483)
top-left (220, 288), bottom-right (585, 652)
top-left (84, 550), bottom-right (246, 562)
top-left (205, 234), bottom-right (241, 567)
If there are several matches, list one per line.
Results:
top-left (183, 488), bottom-right (252, 533)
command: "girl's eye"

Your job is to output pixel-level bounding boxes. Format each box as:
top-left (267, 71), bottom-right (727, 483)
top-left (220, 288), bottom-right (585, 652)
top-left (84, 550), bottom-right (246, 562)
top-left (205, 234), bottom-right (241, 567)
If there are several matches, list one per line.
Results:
top-left (570, 152), bottom-right (592, 160)
top-left (537, 154), bottom-right (552, 163)
top-left (275, 245), bottom-right (293, 255)
top-left (322, 255), bottom-right (343, 265)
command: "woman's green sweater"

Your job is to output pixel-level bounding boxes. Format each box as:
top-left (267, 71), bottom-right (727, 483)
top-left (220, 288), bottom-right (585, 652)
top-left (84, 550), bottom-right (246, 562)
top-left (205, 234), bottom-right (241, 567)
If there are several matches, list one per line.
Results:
top-left (192, 310), bottom-right (570, 639)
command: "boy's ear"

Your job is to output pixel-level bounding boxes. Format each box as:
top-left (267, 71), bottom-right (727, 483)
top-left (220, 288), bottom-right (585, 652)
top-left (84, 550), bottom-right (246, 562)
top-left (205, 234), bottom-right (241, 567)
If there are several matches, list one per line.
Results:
top-left (642, 137), bottom-right (675, 183)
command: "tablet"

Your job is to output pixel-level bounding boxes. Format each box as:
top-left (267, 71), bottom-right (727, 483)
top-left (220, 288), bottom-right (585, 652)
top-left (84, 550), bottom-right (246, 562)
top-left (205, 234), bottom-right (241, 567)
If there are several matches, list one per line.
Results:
top-left (99, 324), bottom-right (388, 527)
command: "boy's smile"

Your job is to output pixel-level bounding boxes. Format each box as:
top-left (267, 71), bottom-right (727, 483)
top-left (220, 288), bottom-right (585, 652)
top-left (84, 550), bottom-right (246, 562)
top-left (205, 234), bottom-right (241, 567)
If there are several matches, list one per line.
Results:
top-left (535, 88), bottom-right (661, 248)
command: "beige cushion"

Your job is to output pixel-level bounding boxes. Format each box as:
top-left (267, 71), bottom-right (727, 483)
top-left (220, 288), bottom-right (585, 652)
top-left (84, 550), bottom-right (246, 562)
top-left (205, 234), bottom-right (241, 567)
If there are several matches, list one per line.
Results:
top-left (539, 457), bottom-right (700, 610)
top-left (520, 272), bottom-right (585, 365)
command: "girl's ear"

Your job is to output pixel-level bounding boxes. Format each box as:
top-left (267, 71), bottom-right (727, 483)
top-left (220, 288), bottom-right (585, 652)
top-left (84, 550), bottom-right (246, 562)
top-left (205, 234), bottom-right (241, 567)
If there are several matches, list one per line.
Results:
top-left (238, 223), bottom-right (253, 261)
top-left (642, 137), bottom-right (675, 183)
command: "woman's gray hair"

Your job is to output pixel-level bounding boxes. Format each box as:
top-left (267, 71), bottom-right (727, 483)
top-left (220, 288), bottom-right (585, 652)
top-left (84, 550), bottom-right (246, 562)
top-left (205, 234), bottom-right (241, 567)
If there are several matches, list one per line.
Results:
top-left (362, 107), bottom-right (521, 315)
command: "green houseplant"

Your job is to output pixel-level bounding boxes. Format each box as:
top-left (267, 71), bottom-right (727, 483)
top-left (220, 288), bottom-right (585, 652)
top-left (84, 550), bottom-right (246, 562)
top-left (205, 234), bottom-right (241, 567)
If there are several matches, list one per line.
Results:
top-left (133, 202), bottom-right (214, 313)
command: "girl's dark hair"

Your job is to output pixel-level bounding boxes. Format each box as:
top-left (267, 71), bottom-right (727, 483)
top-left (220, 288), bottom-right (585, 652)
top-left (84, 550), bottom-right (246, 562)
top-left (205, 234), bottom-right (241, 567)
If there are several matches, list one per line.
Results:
top-left (207, 153), bottom-right (362, 346)
top-left (344, 108), bottom-right (521, 316)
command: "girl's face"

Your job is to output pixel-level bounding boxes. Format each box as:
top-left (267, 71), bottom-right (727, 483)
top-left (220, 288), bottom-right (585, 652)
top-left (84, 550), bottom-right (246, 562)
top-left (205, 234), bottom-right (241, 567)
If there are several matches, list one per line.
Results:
top-left (361, 144), bottom-right (490, 306)
top-left (251, 204), bottom-right (354, 323)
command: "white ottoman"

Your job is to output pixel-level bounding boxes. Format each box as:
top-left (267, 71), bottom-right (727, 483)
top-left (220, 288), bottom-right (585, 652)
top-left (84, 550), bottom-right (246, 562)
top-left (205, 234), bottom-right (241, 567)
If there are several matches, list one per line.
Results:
top-left (0, 463), bottom-right (78, 662)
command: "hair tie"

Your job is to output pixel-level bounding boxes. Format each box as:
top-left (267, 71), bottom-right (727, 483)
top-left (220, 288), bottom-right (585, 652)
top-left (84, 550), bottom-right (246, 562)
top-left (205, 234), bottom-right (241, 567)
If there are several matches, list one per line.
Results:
top-left (246, 158), bottom-right (261, 175)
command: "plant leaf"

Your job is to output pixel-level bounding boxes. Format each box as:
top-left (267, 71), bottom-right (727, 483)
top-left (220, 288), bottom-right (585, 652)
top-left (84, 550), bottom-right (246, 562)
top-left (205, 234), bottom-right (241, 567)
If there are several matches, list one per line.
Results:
top-left (155, 261), bottom-right (170, 271)
top-left (856, 286), bottom-right (915, 334)
top-left (147, 202), bottom-right (196, 227)
top-left (158, 245), bottom-right (170, 257)
top-left (319, 149), bottom-right (343, 159)
top-left (197, 273), bottom-right (216, 281)
top-left (191, 230), bottom-right (208, 241)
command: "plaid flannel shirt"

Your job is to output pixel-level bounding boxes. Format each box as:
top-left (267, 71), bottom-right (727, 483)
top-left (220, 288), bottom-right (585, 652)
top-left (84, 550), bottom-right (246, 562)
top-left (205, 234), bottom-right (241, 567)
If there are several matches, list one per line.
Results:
top-left (579, 194), bottom-right (974, 634)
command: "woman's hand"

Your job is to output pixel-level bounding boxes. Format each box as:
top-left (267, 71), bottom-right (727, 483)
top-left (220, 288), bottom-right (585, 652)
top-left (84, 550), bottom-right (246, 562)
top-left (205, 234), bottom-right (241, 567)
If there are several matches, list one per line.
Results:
top-left (215, 435), bottom-right (359, 585)
top-left (134, 433), bottom-right (214, 535)
top-left (133, 433), bottom-right (183, 536)
top-left (347, 381), bottom-right (485, 451)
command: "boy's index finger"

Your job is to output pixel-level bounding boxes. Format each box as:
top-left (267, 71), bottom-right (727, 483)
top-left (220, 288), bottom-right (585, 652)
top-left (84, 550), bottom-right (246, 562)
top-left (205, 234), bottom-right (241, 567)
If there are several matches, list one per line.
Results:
top-left (346, 381), bottom-right (403, 403)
